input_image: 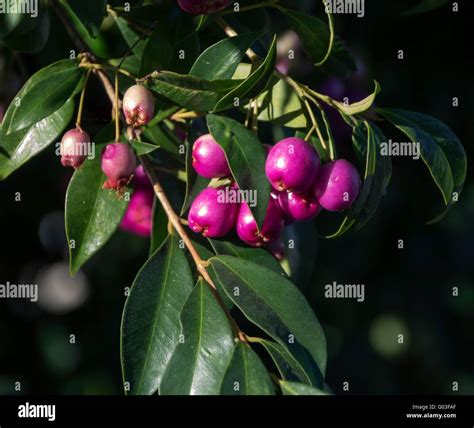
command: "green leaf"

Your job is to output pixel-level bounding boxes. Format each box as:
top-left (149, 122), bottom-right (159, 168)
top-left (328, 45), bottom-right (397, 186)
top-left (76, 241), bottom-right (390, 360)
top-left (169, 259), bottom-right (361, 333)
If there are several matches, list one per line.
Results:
top-left (142, 124), bottom-right (181, 157)
top-left (206, 114), bottom-right (271, 227)
top-left (145, 71), bottom-right (241, 112)
top-left (326, 121), bottom-right (391, 238)
top-left (258, 339), bottom-right (317, 386)
top-left (0, 0), bottom-right (23, 37)
top-left (1, 59), bottom-right (84, 134)
top-left (0, 99), bottom-right (74, 180)
top-left (130, 139), bottom-right (159, 156)
top-left (160, 279), bottom-right (235, 395)
top-left (209, 256), bottom-right (327, 387)
top-left (281, 8), bottom-right (356, 78)
top-left (1, 11), bottom-right (49, 53)
top-left (149, 198), bottom-right (168, 256)
top-left (280, 381), bottom-right (329, 396)
top-left (255, 73), bottom-right (308, 129)
top-left (378, 108), bottom-right (465, 213)
top-left (190, 32), bottom-right (262, 80)
top-left (220, 343), bottom-right (274, 395)
top-left (332, 81), bottom-right (381, 115)
top-left (139, 24), bottom-right (174, 77)
top-left (65, 129), bottom-right (131, 275)
top-left (121, 235), bottom-right (194, 395)
top-left (209, 237), bottom-right (285, 276)
top-left (64, 0), bottom-right (107, 38)
top-left (214, 35), bottom-right (277, 112)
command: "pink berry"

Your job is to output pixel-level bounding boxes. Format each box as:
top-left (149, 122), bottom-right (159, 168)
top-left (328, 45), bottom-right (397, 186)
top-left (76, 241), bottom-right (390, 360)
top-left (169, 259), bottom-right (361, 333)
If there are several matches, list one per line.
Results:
top-left (123, 85), bottom-right (155, 127)
top-left (177, 0), bottom-right (231, 15)
top-left (236, 195), bottom-right (284, 247)
top-left (60, 128), bottom-right (90, 169)
top-left (101, 143), bottom-right (137, 190)
top-left (265, 137), bottom-right (320, 193)
top-left (278, 188), bottom-right (321, 222)
top-left (188, 187), bottom-right (238, 238)
top-left (120, 187), bottom-right (154, 237)
top-left (192, 134), bottom-right (231, 179)
top-left (314, 159), bottom-right (361, 212)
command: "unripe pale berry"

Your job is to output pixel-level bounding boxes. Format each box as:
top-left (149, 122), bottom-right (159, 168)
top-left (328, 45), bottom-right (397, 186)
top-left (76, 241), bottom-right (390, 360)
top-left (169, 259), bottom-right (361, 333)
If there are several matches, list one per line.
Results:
top-left (188, 187), bottom-right (238, 238)
top-left (60, 128), bottom-right (90, 169)
top-left (177, 0), bottom-right (231, 15)
top-left (278, 188), bottom-right (322, 222)
top-left (265, 137), bottom-right (320, 193)
top-left (101, 143), bottom-right (137, 190)
top-left (314, 159), bottom-right (361, 212)
top-left (192, 134), bottom-right (231, 179)
top-left (236, 195), bottom-right (284, 247)
top-left (123, 85), bottom-right (155, 127)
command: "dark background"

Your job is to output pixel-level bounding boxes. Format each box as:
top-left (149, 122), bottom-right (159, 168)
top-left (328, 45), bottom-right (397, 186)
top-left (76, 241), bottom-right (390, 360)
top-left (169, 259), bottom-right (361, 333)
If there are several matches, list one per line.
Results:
top-left (0, 0), bottom-right (472, 395)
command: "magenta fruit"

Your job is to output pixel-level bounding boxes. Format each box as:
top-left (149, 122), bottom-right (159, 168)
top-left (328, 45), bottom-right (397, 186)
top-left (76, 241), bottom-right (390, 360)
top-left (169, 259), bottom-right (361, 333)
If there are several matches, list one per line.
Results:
top-left (177, 0), bottom-right (231, 15)
top-left (123, 85), bottom-right (155, 127)
top-left (60, 128), bottom-right (90, 169)
top-left (101, 143), bottom-right (137, 190)
top-left (236, 195), bottom-right (284, 247)
top-left (265, 137), bottom-right (320, 192)
top-left (188, 187), bottom-right (238, 238)
top-left (192, 134), bottom-right (231, 179)
top-left (278, 188), bottom-right (322, 222)
top-left (314, 159), bottom-right (361, 212)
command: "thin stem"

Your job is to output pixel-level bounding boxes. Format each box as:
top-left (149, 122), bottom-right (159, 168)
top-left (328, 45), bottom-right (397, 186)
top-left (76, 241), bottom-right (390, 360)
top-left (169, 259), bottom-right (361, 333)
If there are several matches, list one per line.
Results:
top-left (304, 125), bottom-right (316, 141)
top-left (303, 97), bottom-right (328, 153)
top-left (115, 71), bottom-right (120, 142)
top-left (76, 69), bottom-right (91, 127)
top-left (139, 155), bottom-right (248, 343)
top-left (251, 98), bottom-right (259, 133)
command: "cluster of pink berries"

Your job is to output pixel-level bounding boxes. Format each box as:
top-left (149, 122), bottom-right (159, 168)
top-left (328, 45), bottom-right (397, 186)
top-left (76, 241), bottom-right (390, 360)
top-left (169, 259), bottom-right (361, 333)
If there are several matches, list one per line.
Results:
top-left (59, 85), bottom-right (154, 191)
top-left (188, 135), bottom-right (361, 254)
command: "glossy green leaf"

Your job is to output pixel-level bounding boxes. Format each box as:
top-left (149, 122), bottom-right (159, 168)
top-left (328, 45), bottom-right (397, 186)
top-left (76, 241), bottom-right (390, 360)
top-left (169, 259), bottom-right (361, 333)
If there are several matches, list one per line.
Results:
top-left (121, 236), bottom-right (194, 395)
top-left (255, 73), bottom-right (308, 128)
top-left (145, 71), bottom-right (241, 112)
top-left (190, 32), bottom-right (262, 80)
top-left (209, 237), bottom-right (285, 276)
top-left (258, 339), bottom-right (317, 386)
top-left (0, 99), bottom-right (74, 180)
top-left (214, 35), bottom-right (277, 112)
top-left (220, 343), bottom-right (274, 395)
top-left (378, 108), bottom-right (465, 214)
top-left (332, 81), bottom-right (381, 115)
top-left (160, 279), bottom-right (235, 395)
top-left (130, 139), bottom-right (159, 156)
top-left (206, 114), bottom-right (271, 227)
top-left (64, 0), bottom-right (107, 38)
top-left (65, 130), bottom-right (131, 275)
top-left (1, 59), bottom-right (84, 134)
top-left (209, 256), bottom-right (327, 387)
top-left (139, 24), bottom-right (174, 77)
top-left (326, 121), bottom-right (391, 238)
top-left (280, 381), bottom-right (329, 396)
top-left (281, 8), bottom-right (356, 77)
